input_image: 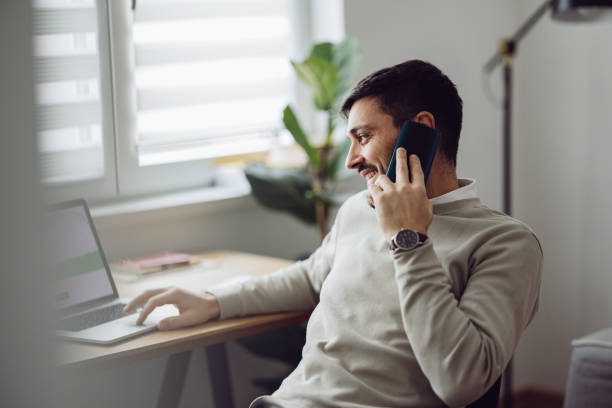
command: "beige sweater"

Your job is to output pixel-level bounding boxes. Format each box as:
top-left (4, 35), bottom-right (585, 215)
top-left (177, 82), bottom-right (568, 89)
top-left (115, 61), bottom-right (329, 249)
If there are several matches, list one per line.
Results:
top-left (209, 191), bottom-right (543, 408)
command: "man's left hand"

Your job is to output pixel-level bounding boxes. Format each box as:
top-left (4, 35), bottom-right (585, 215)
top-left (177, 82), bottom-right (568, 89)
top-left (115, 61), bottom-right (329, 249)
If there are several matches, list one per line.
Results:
top-left (367, 148), bottom-right (433, 243)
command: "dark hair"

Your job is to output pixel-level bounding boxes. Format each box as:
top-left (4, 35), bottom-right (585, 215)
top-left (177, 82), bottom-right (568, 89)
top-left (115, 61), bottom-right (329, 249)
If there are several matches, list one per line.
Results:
top-left (341, 60), bottom-right (463, 167)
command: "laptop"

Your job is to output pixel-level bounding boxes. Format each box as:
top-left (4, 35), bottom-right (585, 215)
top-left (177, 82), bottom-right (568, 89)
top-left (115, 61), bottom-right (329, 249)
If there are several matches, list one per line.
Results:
top-left (50, 199), bottom-right (177, 344)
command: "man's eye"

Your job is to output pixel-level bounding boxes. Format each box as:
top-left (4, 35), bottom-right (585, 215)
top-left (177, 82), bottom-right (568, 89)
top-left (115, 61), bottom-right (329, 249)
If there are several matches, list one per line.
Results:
top-left (357, 134), bottom-right (370, 143)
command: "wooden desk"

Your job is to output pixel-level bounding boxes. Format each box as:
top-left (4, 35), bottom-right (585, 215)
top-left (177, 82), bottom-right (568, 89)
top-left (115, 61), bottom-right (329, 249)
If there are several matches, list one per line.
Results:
top-left (56, 251), bottom-right (311, 407)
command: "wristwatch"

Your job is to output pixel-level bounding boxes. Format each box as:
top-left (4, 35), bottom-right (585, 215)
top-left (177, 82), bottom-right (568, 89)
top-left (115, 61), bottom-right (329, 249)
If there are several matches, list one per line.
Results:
top-left (389, 229), bottom-right (428, 252)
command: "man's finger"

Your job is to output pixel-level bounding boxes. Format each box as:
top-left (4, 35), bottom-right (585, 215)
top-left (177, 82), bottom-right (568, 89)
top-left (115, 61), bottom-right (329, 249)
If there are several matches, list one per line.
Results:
top-left (375, 174), bottom-right (394, 191)
top-left (367, 176), bottom-right (382, 195)
top-left (409, 154), bottom-right (425, 185)
top-left (158, 314), bottom-right (191, 331)
top-left (136, 290), bottom-right (178, 325)
top-left (366, 178), bottom-right (382, 207)
top-left (124, 288), bottom-right (167, 313)
top-left (395, 148), bottom-right (409, 185)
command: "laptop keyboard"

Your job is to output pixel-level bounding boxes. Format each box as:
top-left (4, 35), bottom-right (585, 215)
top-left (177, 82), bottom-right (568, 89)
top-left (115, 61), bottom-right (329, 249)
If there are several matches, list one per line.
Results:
top-left (58, 303), bottom-right (136, 332)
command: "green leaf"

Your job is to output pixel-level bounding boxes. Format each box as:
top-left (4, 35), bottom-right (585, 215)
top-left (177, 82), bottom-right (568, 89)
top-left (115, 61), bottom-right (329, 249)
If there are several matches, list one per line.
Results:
top-left (291, 57), bottom-right (338, 110)
top-left (325, 137), bottom-right (351, 180)
top-left (282, 105), bottom-right (320, 167)
top-left (310, 42), bottom-right (333, 63)
top-left (244, 162), bottom-right (317, 224)
top-left (331, 37), bottom-right (362, 111)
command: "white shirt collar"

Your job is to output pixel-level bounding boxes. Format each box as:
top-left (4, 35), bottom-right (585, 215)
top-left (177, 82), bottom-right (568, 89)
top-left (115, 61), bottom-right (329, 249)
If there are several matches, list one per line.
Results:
top-left (429, 178), bottom-right (478, 206)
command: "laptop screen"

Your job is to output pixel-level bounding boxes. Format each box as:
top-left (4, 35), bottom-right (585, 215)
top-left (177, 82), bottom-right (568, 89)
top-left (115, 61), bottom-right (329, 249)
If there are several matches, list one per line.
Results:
top-left (49, 202), bottom-right (115, 310)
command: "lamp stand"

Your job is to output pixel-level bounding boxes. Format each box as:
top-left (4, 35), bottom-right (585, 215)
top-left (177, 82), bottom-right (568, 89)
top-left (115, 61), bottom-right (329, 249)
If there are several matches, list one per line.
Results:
top-left (502, 41), bottom-right (515, 218)
top-left (501, 43), bottom-right (515, 408)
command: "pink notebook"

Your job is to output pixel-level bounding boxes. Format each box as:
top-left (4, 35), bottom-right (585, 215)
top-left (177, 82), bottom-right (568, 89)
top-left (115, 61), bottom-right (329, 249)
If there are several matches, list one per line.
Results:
top-left (113, 251), bottom-right (193, 275)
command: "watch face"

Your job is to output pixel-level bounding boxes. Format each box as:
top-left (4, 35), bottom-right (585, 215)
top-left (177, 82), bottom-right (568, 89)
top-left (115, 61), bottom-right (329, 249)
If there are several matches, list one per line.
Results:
top-left (396, 229), bottom-right (419, 249)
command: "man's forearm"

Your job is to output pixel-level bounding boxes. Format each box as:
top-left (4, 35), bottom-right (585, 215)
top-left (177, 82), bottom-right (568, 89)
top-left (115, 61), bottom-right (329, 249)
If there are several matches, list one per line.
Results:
top-left (207, 224), bottom-right (338, 320)
top-left (207, 262), bottom-right (321, 320)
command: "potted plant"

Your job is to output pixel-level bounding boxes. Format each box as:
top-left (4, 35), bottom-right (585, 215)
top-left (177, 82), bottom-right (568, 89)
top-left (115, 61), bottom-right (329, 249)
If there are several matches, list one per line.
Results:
top-left (245, 37), bottom-right (361, 242)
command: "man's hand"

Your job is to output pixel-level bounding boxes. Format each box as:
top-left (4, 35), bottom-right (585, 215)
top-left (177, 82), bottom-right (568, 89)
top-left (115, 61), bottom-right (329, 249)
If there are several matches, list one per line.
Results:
top-left (367, 148), bottom-right (433, 243)
top-left (123, 287), bottom-right (220, 330)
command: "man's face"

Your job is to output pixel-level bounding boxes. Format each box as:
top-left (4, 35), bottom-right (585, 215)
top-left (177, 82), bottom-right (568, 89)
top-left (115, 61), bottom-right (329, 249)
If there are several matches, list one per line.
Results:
top-left (345, 97), bottom-right (400, 182)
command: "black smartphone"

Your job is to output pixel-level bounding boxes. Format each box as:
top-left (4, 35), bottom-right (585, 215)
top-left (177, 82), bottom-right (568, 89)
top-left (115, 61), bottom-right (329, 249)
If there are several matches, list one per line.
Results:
top-left (386, 120), bottom-right (441, 183)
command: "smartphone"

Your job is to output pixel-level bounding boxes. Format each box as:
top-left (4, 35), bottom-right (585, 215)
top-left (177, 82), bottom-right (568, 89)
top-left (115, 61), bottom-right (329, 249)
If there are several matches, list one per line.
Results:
top-left (386, 120), bottom-right (441, 183)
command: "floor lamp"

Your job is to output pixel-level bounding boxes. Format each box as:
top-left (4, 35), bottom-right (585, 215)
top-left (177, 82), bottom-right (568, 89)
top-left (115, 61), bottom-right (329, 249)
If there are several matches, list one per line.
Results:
top-left (483, 0), bottom-right (612, 406)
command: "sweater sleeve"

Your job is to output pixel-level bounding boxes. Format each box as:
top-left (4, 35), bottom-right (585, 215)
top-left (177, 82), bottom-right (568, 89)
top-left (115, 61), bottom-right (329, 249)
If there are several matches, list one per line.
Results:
top-left (207, 222), bottom-right (338, 320)
top-left (393, 227), bottom-right (542, 407)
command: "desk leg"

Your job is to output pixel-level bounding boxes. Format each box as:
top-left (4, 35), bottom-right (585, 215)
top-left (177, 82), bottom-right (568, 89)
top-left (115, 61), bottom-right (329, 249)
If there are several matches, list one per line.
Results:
top-left (156, 350), bottom-right (192, 408)
top-left (204, 343), bottom-right (235, 408)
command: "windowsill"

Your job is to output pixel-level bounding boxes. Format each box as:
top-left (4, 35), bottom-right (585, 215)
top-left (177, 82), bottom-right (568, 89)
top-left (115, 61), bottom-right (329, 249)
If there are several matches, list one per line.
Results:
top-left (90, 166), bottom-right (252, 220)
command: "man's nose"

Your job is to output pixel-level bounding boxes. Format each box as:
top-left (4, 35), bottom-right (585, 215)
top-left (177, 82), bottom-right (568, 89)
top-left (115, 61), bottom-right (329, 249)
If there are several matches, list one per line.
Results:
top-left (345, 143), bottom-right (362, 170)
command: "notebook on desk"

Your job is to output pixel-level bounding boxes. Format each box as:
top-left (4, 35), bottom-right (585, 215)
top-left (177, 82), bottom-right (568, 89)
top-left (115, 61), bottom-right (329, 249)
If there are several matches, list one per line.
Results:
top-left (49, 199), bottom-right (177, 344)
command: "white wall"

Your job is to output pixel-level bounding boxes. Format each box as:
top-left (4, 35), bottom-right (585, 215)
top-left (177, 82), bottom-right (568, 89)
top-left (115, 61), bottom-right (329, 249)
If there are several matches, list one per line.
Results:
top-left (512, 0), bottom-right (612, 392)
top-left (344, 0), bottom-right (612, 394)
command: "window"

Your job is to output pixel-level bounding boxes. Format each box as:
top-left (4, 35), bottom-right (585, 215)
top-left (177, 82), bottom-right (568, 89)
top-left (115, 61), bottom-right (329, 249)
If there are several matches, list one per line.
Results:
top-left (32, 0), bottom-right (118, 202)
top-left (131, 0), bottom-right (295, 165)
top-left (35, 0), bottom-right (308, 201)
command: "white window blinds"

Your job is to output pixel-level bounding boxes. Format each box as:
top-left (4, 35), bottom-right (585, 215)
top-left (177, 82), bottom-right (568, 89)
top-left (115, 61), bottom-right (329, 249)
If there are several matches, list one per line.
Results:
top-left (32, 0), bottom-right (105, 183)
top-left (131, 0), bottom-right (294, 165)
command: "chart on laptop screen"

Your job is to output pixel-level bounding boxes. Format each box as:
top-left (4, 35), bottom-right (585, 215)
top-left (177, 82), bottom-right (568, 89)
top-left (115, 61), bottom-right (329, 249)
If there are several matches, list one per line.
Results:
top-left (50, 205), bottom-right (114, 309)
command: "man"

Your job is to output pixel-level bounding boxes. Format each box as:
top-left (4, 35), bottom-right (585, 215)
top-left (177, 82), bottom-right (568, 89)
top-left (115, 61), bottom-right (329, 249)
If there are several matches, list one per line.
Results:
top-left (125, 60), bottom-right (542, 407)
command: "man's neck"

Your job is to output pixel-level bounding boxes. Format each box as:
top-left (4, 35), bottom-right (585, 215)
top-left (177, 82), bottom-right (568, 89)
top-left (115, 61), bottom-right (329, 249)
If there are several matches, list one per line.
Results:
top-left (426, 168), bottom-right (460, 199)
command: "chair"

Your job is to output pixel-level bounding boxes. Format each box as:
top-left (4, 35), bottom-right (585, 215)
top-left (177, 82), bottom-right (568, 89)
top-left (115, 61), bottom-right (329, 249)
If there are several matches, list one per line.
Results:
top-left (564, 327), bottom-right (612, 408)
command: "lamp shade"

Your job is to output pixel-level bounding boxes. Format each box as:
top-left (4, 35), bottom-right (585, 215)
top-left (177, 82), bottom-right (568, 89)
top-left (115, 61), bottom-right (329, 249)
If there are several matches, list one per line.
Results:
top-left (552, 0), bottom-right (612, 21)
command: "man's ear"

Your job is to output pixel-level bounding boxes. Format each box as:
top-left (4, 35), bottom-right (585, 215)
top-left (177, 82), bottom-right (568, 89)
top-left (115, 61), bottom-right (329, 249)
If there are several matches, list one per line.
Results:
top-left (413, 111), bottom-right (436, 129)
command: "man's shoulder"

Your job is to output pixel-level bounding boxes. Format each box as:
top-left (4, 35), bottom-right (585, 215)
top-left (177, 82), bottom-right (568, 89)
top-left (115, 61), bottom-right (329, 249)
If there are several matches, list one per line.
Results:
top-left (468, 203), bottom-right (543, 255)
top-left (345, 189), bottom-right (369, 205)
top-left (435, 199), bottom-right (542, 254)
top-left (328, 190), bottom-right (374, 232)
top-left (336, 189), bottom-right (369, 213)
top-left (441, 199), bottom-right (534, 231)
top-left (475, 203), bottom-right (537, 232)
